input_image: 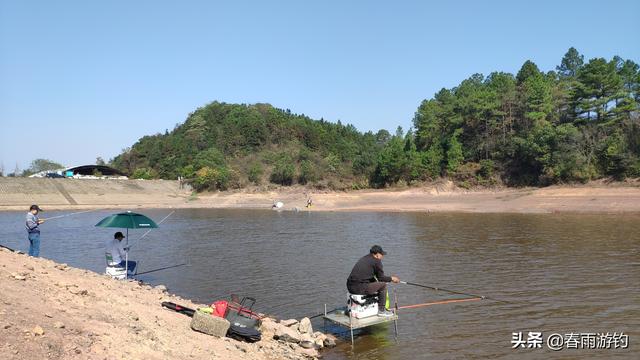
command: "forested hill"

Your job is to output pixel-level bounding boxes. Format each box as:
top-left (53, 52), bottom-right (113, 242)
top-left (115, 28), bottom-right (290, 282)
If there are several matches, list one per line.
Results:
top-left (111, 48), bottom-right (640, 190)
top-left (111, 102), bottom-right (384, 190)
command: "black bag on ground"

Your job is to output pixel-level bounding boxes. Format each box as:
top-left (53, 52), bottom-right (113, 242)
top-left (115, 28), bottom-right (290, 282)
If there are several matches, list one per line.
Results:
top-left (227, 324), bottom-right (261, 343)
top-left (225, 296), bottom-right (260, 328)
top-left (224, 295), bottom-right (262, 342)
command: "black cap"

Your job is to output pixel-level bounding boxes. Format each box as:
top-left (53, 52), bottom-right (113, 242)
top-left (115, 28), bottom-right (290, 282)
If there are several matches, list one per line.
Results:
top-left (30, 205), bottom-right (42, 212)
top-left (114, 231), bottom-right (125, 239)
top-left (370, 245), bottom-right (387, 255)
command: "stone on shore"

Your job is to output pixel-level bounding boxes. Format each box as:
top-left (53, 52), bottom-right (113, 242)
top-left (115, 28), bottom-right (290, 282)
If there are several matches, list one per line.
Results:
top-left (312, 332), bottom-right (326, 349)
top-left (323, 333), bottom-right (337, 347)
top-left (259, 317), bottom-right (280, 337)
top-left (280, 318), bottom-right (298, 327)
top-left (297, 317), bottom-right (312, 334)
top-left (11, 273), bottom-right (26, 281)
top-left (190, 310), bottom-right (230, 337)
top-left (297, 347), bottom-right (319, 358)
top-left (274, 325), bottom-right (301, 344)
top-left (32, 325), bottom-right (45, 336)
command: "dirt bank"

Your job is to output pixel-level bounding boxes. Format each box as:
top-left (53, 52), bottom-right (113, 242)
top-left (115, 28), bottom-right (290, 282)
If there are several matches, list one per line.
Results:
top-left (193, 181), bottom-right (640, 214)
top-left (0, 247), bottom-right (321, 360)
top-left (1, 178), bottom-right (639, 214)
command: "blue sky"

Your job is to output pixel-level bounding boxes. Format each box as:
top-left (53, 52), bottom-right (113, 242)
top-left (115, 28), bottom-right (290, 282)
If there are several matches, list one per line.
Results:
top-left (1, 0), bottom-right (639, 172)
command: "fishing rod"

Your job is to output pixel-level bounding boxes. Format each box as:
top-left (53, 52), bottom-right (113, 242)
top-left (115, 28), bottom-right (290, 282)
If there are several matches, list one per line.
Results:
top-left (400, 281), bottom-right (510, 304)
top-left (41, 209), bottom-right (97, 221)
top-left (0, 244), bottom-right (16, 252)
top-left (128, 210), bottom-right (175, 249)
top-left (139, 210), bottom-right (175, 240)
top-left (135, 263), bottom-right (187, 275)
top-left (397, 297), bottom-right (483, 310)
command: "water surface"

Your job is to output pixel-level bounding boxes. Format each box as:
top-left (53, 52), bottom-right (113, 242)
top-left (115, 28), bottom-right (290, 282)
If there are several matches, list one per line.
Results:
top-left (1, 209), bottom-right (638, 359)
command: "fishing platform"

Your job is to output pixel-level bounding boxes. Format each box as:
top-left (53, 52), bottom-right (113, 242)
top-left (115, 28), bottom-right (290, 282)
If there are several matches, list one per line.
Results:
top-left (322, 304), bottom-right (398, 345)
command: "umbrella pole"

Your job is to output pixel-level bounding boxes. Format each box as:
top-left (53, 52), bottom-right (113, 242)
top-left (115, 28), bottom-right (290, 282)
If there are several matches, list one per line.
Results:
top-left (125, 228), bottom-right (129, 279)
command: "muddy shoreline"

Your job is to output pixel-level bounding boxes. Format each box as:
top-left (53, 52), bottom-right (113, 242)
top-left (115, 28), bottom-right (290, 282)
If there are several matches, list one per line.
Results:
top-left (1, 178), bottom-right (639, 214)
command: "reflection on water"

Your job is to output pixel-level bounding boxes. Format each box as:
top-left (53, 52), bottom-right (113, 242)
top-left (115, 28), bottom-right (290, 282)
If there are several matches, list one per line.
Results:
top-left (1, 209), bottom-right (638, 359)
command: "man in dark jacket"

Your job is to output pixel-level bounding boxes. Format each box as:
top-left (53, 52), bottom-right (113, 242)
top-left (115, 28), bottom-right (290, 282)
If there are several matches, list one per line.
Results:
top-left (347, 245), bottom-right (400, 317)
top-left (26, 205), bottom-right (45, 257)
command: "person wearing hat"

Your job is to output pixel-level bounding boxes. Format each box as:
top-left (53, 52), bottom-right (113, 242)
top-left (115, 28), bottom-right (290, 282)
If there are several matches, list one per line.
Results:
top-left (105, 232), bottom-right (136, 273)
top-left (346, 245), bottom-right (400, 317)
top-left (25, 205), bottom-right (45, 257)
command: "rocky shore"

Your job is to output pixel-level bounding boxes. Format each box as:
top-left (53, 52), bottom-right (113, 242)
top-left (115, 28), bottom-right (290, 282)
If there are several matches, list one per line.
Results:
top-left (0, 246), bottom-right (335, 360)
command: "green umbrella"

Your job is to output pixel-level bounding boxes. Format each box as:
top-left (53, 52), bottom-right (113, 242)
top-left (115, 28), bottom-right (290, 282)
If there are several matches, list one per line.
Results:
top-left (95, 211), bottom-right (159, 279)
top-left (95, 212), bottom-right (159, 229)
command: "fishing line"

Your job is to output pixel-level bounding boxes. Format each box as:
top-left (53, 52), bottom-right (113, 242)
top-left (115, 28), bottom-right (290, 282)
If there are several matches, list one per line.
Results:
top-left (41, 209), bottom-right (97, 221)
top-left (128, 210), bottom-right (175, 249)
top-left (126, 210), bottom-right (178, 276)
top-left (139, 210), bottom-right (175, 241)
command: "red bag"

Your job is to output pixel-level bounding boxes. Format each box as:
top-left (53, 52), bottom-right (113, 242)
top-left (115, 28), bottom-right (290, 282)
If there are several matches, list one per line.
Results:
top-left (212, 300), bottom-right (228, 318)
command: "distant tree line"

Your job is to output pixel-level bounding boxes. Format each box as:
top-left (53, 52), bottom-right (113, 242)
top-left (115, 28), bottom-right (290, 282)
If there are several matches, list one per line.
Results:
top-left (3, 159), bottom-right (65, 177)
top-left (407, 48), bottom-right (639, 187)
top-left (109, 48), bottom-right (639, 190)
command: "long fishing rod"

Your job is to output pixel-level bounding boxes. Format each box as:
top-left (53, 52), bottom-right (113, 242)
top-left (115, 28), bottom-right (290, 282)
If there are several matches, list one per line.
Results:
top-left (139, 210), bottom-right (175, 240)
top-left (41, 209), bottom-right (97, 221)
top-left (0, 244), bottom-right (16, 252)
top-left (135, 263), bottom-right (187, 275)
top-left (400, 281), bottom-right (510, 304)
top-left (128, 210), bottom-right (175, 249)
top-left (397, 297), bottom-right (483, 310)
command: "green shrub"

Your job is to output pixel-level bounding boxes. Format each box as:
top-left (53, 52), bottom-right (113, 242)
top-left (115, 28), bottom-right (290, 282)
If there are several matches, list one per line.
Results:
top-left (193, 166), bottom-right (230, 191)
top-left (299, 160), bottom-right (318, 184)
top-left (270, 154), bottom-right (295, 185)
top-left (132, 168), bottom-right (157, 180)
top-left (248, 163), bottom-right (263, 184)
top-left (180, 165), bottom-right (196, 179)
top-left (478, 159), bottom-right (495, 179)
top-left (194, 148), bottom-right (225, 169)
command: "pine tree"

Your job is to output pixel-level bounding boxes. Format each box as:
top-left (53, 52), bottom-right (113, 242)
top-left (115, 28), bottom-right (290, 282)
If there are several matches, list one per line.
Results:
top-left (557, 47), bottom-right (584, 78)
top-left (575, 58), bottom-right (624, 122)
top-left (516, 60), bottom-right (541, 84)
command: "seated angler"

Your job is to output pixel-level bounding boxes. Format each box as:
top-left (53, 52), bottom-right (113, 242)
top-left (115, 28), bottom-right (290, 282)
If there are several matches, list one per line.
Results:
top-left (346, 245), bottom-right (400, 317)
top-left (105, 231), bottom-right (137, 274)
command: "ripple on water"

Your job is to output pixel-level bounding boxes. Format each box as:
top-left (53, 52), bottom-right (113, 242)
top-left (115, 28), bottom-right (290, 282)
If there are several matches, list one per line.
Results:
top-left (1, 210), bottom-right (638, 359)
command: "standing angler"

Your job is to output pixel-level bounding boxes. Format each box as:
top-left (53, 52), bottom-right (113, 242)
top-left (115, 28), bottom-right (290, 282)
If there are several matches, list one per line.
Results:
top-left (25, 204), bottom-right (45, 257)
top-left (347, 245), bottom-right (400, 317)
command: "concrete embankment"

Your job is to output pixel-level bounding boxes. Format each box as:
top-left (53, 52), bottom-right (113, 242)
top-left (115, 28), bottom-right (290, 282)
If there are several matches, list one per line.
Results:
top-left (0, 178), bottom-right (190, 211)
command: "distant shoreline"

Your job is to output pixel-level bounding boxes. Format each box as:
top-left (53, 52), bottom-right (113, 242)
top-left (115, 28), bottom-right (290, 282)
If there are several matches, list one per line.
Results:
top-left (1, 178), bottom-right (639, 214)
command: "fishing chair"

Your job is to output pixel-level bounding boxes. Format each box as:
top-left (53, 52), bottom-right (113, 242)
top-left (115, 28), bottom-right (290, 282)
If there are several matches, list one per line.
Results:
top-left (348, 293), bottom-right (378, 305)
top-left (104, 252), bottom-right (127, 280)
top-left (347, 293), bottom-right (379, 319)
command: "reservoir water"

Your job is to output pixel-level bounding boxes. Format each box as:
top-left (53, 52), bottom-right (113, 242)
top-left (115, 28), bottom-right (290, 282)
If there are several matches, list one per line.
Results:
top-left (1, 209), bottom-right (638, 359)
